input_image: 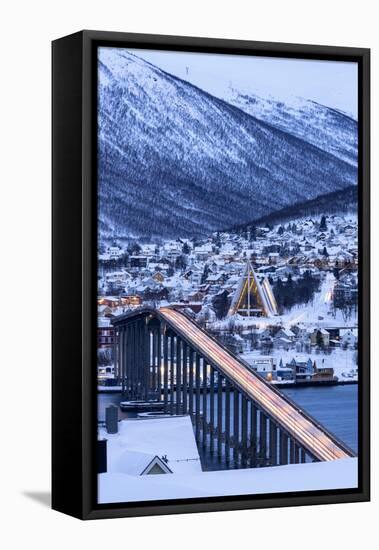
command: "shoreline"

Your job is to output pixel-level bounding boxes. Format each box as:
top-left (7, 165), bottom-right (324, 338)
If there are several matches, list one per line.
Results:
top-left (98, 379), bottom-right (358, 393)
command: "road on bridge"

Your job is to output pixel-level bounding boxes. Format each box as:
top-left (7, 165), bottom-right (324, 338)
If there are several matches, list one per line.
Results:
top-left (159, 307), bottom-right (353, 462)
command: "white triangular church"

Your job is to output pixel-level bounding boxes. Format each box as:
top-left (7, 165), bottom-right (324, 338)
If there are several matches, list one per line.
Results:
top-left (228, 260), bottom-right (278, 317)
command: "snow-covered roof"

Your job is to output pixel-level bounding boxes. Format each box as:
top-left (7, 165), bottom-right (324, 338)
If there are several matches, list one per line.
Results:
top-left (112, 450), bottom-right (172, 476)
top-left (278, 328), bottom-right (295, 338)
top-left (99, 416), bottom-right (201, 477)
top-left (98, 458), bottom-right (357, 504)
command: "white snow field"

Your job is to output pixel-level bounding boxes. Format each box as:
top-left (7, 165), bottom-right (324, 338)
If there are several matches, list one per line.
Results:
top-left (98, 416), bottom-right (357, 504)
top-left (99, 457), bottom-right (357, 504)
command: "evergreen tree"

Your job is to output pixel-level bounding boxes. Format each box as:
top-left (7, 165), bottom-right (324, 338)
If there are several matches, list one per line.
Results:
top-left (175, 255), bottom-right (187, 270)
top-left (212, 290), bottom-right (230, 319)
top-left (319, 215), bottom-right (328, 232)
top-left (214, 232), bottom-right (222, 248)
top-left (201, 264), bottom-right (210, 285)
top-left (128, 242), bottom-right (142, 255)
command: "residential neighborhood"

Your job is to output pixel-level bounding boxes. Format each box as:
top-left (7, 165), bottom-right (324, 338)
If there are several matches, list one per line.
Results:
top-left (97, 213), bottom-right (358, 387)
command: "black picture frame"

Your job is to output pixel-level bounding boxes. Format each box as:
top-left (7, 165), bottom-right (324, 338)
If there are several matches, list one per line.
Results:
top-left (52, 30), bottom-right (370, 520)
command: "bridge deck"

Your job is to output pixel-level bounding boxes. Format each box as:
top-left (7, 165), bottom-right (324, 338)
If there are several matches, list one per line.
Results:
top-left (158, 307), bottom-right (353, 462)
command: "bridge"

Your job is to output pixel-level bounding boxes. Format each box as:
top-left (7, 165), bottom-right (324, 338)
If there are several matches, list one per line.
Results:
top-left (111, 307), bottom-right (355, 468)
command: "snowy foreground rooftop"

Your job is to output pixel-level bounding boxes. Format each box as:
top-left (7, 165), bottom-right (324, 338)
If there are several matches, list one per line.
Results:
top-left (98, 416), bottom-right (357, 504)
top-left (99, 416), bottom-right (202, 476)
top-left (99, 457), bottom-right (358, 504)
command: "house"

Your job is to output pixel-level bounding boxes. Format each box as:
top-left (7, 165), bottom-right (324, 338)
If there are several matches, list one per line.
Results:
top-left (98, 296), bottom-right (121, 308)
top-left (162, 241), bottom-right (183, 260)
top-left (108, 246), bottom-right (124, 259)
top-left (97, 317), bottom-right (116, 349)
top-left (98, 304), bottom-right (113, 317)
top-left (275, 328), bottom-right (296, 342)
top-left (188, 290), bottom-right (205, 302)
top-left (312, 366), bottom-right (336, 382)
top-left (120, 295), bottom-right (142, 308)
top-left (273, 328), bottom-right (296, 348)
top-left (141, 243), bottom-right (158, 258)
top-left (248, 356), bottom-right (277, 381)
top-left (98, 416), bottom-right (202, 481)
top-left (309, 328), bottom-right (330, 347)
top-left (276, 359), bottom-right (295, 381)
top-left (222, 333), bottom-right (244, 354)
top-left (114, 450), bottom-right (173, 476)
top-left (206, 273), bottom-right (226, 285)
top-left (105, 271), bottom-right (129, 283)
top-left (194, 244), bottom-right (213, 261)
top-left (130, 255), bottom-right (149, 269)
top-left (152, 271), bottom-right (165, 283)
top-left (290, 323), bottom-right (308, 338)
top-left (168, 301), bottom-right (203, 314)
top-left (287, 357), bottom-right (313, 380)
top-left (268, 252), bottom-right (280, 265)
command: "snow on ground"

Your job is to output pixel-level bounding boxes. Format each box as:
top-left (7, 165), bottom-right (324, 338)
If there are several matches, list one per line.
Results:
top-left (99, 416), bottom-right (202, 476)
top-left (277, 273), bottom-right (357, 329)
top-left (98, 457), bottom-right (357, 504)
top-left (211, 272), bottom-right (357, 331)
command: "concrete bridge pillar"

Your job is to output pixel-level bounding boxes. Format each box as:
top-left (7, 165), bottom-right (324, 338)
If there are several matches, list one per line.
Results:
top-left (217, 373), bottom-right (223, 457)
top-left (250, 403), bottom-right (258, 467)
top-left (233, 389), bottom-right (240, 465)
top-left (209, 367), bottom-right (215, 453)
top-left (195, 353), bottom-right (201, 443)
top-left (241, 395), bottom-right (248, 467)
top-left (225, 380), bottom-right (231, 463)
top-left (202, 360), bottom-right (208, 448)
top-left (269, 420), bottom-right (278, 466)
top-left (280, 431), bottom-right (289, 465)
top-left (176, 336), bottom-right (182, 415)
top-left (260, 412), bottom-right (268, 465)
top-left (182, 342), bottom-right (188, 414)
top-left (169, 334), bottom-right (175, 415)
top-left (188, 349), bottom-right (194, 416)
top-left (162, 327), bottom-right (169, 412)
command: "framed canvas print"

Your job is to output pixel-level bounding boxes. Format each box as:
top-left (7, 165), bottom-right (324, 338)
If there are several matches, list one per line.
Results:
top-left (52, 30), bottom-right (370, 519)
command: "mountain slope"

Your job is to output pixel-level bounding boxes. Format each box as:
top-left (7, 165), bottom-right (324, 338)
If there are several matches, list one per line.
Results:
top-left (229, 185), bottom-right (358, 230)
top-left (98, 48), bottom-right (357, 240)
top-left (223, 87), bottom-right (357, 167)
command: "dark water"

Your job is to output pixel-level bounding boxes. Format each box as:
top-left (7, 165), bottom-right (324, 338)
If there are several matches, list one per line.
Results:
top-left (98, 384), bottom-right (358, 470)
top-left (281, 385), bottom-right (358, 452)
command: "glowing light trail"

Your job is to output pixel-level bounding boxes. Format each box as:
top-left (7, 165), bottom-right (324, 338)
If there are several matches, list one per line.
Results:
top-left (159, 307), bottom-right (352, 462)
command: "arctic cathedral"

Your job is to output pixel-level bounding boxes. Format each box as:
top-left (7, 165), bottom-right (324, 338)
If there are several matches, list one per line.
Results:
top-left (228, 260), bottom-right (278, 317)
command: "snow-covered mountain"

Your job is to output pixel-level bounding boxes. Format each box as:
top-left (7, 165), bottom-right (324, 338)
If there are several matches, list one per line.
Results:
top-left (223, 87), bottom-right (357, 167)
top-left (98, 48), bottom-right (357, 240)
top-left (232, 185), bottom-right (358, 230)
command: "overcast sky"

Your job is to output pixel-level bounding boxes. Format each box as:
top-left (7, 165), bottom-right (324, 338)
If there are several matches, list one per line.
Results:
top-left (126, 48), bottom-right (358, 119)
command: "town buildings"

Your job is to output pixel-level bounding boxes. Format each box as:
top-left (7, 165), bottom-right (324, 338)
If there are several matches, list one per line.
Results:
top-left (97, 213), bottom-right (358, 385)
